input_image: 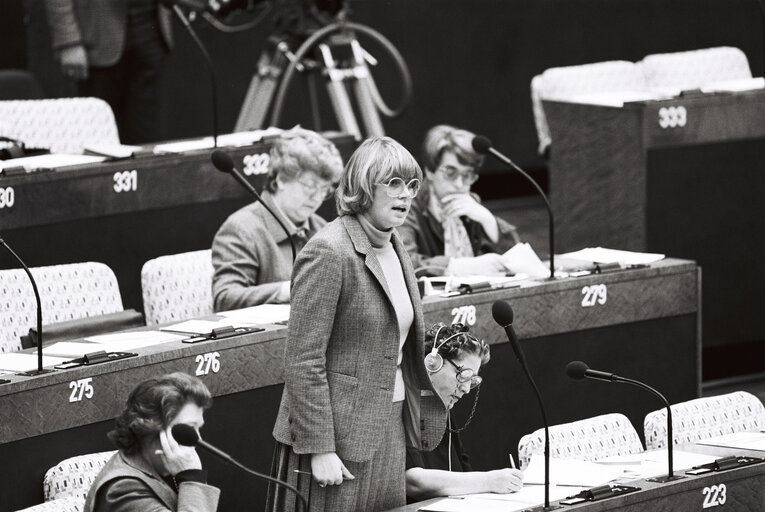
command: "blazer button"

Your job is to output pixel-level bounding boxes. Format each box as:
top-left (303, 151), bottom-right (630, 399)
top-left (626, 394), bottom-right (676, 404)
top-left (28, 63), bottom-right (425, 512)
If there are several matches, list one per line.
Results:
top-left (422, 440), bottom-right (429, 448)
top-left (288, 417), bottom-right (293, 424)
top-left (291, 433), bottom-right (296, 441)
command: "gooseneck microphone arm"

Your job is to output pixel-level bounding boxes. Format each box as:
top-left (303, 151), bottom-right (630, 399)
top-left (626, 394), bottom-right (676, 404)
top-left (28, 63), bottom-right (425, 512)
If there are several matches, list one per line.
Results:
top-left (492, 301), bottom-right (553, 510)
top-left (172, 425), bottom-right (308, 512)
top-left (566, 361), bottom-right (679, 482)
top-left (170, 4), bottom-right (219, 147)
top-left (211, 150), bottom-right (296, 262)
top-left (0, 236), bottom-right (47, 375)
top-left (472, 136), bottom-right (555, 280)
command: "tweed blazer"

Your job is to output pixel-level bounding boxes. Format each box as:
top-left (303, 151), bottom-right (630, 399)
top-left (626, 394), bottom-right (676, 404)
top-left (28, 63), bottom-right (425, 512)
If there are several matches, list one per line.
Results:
top-left (272, 215), bottom-right (447, 462)
top-left (211, 193), bottom-right (326, 311)
top-left (84, 450), bottom-right (220, 512)
top-left (43, 0), bottom-right (173, 67)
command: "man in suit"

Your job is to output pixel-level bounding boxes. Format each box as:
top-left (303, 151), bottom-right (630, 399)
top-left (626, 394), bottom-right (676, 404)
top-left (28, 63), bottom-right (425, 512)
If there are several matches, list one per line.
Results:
top-left (43, 0), bottom-right (173, 144)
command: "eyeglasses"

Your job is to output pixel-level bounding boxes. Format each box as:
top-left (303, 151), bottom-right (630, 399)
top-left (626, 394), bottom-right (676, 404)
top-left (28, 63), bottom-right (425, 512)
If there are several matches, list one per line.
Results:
top-left (437, 165), bottom-right (479, 185)
top-left (295, 178), bottom-right (334, 201)
top-left (445, 358), bottom-right (482, 389)
top-left (379, 177), bottom-right (421, 198)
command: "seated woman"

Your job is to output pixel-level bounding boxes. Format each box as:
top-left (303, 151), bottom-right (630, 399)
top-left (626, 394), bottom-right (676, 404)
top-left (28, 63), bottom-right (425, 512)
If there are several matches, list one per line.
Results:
top-left (399, 125), bottom-right (520, 276)
top-left (84, 372), bottom-right (219, 512)
top-left (212, 127), bottom-right (344, 311)
top-left (406, 323), bottom-right (523, 502)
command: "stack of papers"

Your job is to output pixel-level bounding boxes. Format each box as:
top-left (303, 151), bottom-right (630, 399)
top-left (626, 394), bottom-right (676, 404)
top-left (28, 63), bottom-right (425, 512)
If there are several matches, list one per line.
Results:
top-left (559, 247), bottom-right (665, 266)
top-left (218, 304), bottom-right (290, 324)
top-left (153, 128), bottom-right (283, 154)
top-left (0, 153), bottom-right (105, 172)
top-left (593, 449), bottom-right (717, 480)
top-left (0, 353), bottom-right (69, 372)
top-left (420, 485), bottom-right (585, 512)
top-left (696, 432), bottom-right (765, 451)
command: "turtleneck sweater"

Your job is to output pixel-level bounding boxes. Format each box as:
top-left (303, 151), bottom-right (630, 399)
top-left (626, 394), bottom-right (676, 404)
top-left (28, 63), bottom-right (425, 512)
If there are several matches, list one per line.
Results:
top-left (358, 213), bottom-right (413, 402)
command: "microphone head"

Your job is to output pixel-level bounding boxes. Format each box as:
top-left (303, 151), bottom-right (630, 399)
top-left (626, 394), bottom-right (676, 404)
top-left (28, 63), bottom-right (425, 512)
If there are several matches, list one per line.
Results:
top-left (211, 150), bottom-right (235, 174)
top-left (171, 424), bottom-right (200, 447)
top-left (566, 360), bottom-right (589, 380)
top-left (471, 135), bottom-right (493, 155)
top-left (491, 300), bottom-right (514, 327)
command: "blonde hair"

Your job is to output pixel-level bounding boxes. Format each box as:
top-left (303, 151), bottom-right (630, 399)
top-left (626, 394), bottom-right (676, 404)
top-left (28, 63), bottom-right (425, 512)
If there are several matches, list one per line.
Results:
top-left (265, 126), bottom-right (343, 193)
top-left (421, 124), bottom-right (484, 173)
top-left (336, 136), bottom-right (422, 216)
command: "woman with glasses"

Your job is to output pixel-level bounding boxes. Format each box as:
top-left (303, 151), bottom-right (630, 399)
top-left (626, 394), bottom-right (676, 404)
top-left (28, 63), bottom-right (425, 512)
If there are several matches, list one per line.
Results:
top-left (406, 323), bottom-right (523, 502)
top-left (270, 137), bottom-right (447, 511)
top-left (212, 127), bottom-right (343, 311)
top-left (400, 124), bottom-right (521, 276)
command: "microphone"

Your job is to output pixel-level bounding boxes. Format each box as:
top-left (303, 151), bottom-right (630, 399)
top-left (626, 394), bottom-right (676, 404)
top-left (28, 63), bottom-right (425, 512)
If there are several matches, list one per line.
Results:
top-left (472, 135), bottom-right (556, 280)
top-left (168, 2), bottom-right (219, 147)
top-left (172, 424), bottom-right (308, 511)
top-left (565, 361), bottom-right (684, 483)
top-left (492, 300), bottom-right (554, 510)
top-left (211, 150), bottom-right (296, 262)
top-left (0, 236), bottom-right (53, 376)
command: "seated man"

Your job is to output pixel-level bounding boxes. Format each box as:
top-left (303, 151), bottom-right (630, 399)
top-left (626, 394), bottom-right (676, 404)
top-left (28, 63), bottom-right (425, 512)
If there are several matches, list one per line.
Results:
top-left (406, 323), bottom-right (523, 502)
top-left (399, 125), bottom-right (520, 276)
top-left (212, 127), bottom-right (343, 311)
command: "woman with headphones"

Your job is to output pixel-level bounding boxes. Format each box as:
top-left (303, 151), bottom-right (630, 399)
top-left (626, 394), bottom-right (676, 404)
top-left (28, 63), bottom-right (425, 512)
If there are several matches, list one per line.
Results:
top-left (405, 322), bottom-right (524, 502)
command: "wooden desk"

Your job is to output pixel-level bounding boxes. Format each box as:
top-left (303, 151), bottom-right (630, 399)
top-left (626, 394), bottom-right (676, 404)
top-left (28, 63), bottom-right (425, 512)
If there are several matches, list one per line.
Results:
top-left (387, 444), bottom-right (765, 511)
top-left (0, 259), bottom-right (699, 511)
top-left (544, 89), bottom-right (765, 366)
top-left (0, 134), bottom-right (357, 311)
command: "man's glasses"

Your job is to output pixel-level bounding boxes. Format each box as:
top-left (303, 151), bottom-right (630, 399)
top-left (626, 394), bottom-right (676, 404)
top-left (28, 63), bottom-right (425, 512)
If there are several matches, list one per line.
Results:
top-left (379, 177), bottom-right (421, 198)
top-left (296, 178), bottom-right (334, 201)
top-left (437, 165), bottom-right (479, 185)
top-left (445, 358), bottom-right (482, 389)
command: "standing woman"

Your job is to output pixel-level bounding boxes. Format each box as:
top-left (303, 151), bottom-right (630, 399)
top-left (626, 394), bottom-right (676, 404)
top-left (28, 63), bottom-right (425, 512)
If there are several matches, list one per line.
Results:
top-left (271, 137), bottom-right (447, 511)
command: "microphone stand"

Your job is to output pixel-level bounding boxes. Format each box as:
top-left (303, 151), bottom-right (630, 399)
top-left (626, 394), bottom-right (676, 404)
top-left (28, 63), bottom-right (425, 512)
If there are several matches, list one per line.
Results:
top-left (484, 147), bottom-right (555, 280)
top-left (0, 236), bottom-right (54, 376)
top-left (613, 376), bottom-right (684, 483)
top-left (171, 4), bottom-right (219, 147)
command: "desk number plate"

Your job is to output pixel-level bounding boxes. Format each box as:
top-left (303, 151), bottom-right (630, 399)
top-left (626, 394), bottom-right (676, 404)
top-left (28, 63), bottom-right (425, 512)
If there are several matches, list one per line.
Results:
top-left (702, 483), bottom-right (726, 508)
top-left (581, 284), bottom-right (607, 307)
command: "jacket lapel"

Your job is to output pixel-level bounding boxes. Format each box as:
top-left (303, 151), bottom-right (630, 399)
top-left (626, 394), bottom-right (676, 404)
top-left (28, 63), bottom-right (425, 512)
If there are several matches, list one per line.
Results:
top-left (342, 215), bottom-right (394, 305)
top-left (121, 451), bottom-right (178, 509)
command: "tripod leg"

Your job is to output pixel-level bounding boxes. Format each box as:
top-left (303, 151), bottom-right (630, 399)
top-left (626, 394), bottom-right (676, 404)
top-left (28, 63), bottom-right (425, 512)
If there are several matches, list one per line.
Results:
top-left (319, 43), bottom-right (362, 140)
top-left (235, 49), bottom-right (287, 132)
top-left (352, 69), bottom-right (385, 137)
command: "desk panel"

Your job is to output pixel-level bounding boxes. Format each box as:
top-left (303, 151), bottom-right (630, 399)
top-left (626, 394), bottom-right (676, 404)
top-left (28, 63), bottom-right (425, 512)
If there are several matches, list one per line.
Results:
top-left (0, 260), bottom-right (699, 511)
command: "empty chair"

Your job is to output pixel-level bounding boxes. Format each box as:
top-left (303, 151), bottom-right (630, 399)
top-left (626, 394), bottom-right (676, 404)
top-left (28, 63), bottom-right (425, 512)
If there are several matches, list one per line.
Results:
top-left (44, 450), bottom-right (117, 502)
top-left (0, 97), bottom-right (119, 154)
top-left (530, 60), bottom-right (645, 154)
top-left (0, 262), bottom-right (124, 353)
top-left (640, 46), bottom-right (752, 92)
top-left (518, 413), bottom-right (644, 469)
top-left (141, 249), bottom-right (214, 325)
top-left (0, 69), bottom-right (45, 100)
top-left (644, 391), bottom-right (765, 450)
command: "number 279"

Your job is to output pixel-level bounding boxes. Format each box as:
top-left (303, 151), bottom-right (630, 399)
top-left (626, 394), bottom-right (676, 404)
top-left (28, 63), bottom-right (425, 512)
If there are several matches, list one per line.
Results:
top-left (581, 284), bottom-right (607, 307)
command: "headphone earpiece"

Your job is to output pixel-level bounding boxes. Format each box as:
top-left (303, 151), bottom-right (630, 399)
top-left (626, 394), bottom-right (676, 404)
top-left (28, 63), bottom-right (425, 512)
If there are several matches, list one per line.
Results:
top-left (425, 325), bottom-right (446, 373)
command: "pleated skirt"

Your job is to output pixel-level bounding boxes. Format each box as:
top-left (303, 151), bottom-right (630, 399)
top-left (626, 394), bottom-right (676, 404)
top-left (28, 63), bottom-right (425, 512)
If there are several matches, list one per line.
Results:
top-left (267, 401), bottom-right (405, 512)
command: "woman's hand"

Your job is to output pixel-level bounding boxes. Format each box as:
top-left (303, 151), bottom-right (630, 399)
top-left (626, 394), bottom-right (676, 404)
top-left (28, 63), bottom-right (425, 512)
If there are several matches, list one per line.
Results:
top-left (441, 194), bottom-right (499, 243)
top-left (57, 45), bottom-right (89, 81)
top-left (486, 468), bottom-right (524, 494)
top-left (158, 427), bottom-right (202, 475)
top-left (448, 253), bottom-right (508, 276)
top-left (311, 452), bottom-right (355, 487)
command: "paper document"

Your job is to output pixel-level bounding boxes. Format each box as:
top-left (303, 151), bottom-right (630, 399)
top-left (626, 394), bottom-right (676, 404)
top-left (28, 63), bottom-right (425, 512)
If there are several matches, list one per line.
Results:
top-left (0, 353), bottom-right (70, 372)
top-left (34, 341), bottom-right (107, 358)
top-left (419, 485), bottom-right (584, 512)
top-left (153, 128), bottom-right (283, 154)
top-left (501, 243), bottom-right (550, 278)
top-left (700, 77), bottom-right (765, 93)
top-left (82, 143), bottom-right (142, 158)
top-left (559, 247), bottom-right (665, 265)
top-left (218, 304), bottom-right (291, 324)
top-left (84, 331), bottom-right (185, 351)
top-left (565, 89), bottom-right (674, 107)
top-left (0, 153), bottom-right (105, 171)
top-left (594, 449), bottom-right (717, 480)
top-left (159, 319), bottom-right (253, 335)
top-left (696, 431), bottom-right (765, 452)
top-left (523, 454), bottom-right (625, 486)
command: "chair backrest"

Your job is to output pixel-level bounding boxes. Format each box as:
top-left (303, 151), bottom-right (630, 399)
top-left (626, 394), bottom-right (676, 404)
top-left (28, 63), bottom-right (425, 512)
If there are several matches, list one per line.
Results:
top-left (0, 69), bottom-right (45, 100)
top-left (644, 391), bottom-right (765, 450)
top-left (16, 496), bottom-right (84, 512)
top-left (0, 262), bottom-right (124, 353)
top-left (640, 46), bottom-right (752, 92)
top-left (141, 249), bottom-right (214, 325)
top-left (517, 412), bottom-right (644, 469)
top-left (44, 450), bottom-right (117, 501)
top-left (0, 97), bottom-right (119, 154)
top-left (530, 60), bottom-right (645, 154)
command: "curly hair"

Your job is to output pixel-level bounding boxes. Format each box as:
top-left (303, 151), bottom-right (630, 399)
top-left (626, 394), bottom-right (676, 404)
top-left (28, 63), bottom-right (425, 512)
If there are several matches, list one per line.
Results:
top-left (336, 136), bottom-right (422, 216)
top-left (421, 124), bottom-right (485, 174)
top-left (108, 372), bottom-right (213, 453)
top-left (425, 322), bottom-right (490, 365)
top-left (264, 126), bottom-right (343, 193)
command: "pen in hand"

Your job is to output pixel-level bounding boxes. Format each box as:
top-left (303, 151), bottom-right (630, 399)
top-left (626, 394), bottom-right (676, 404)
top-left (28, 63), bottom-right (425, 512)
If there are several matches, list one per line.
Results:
top-left (509, 453), bottom-right (517, 470)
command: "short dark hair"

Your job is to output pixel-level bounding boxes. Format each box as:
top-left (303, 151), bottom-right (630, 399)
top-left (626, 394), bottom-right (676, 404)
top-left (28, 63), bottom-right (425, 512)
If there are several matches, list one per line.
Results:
top-left (421, 124), bottom-right (484, 173)
top-left (108, 372), bottom-right (212, 453)
top-left (425, 322), bottom-right (490, 365)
